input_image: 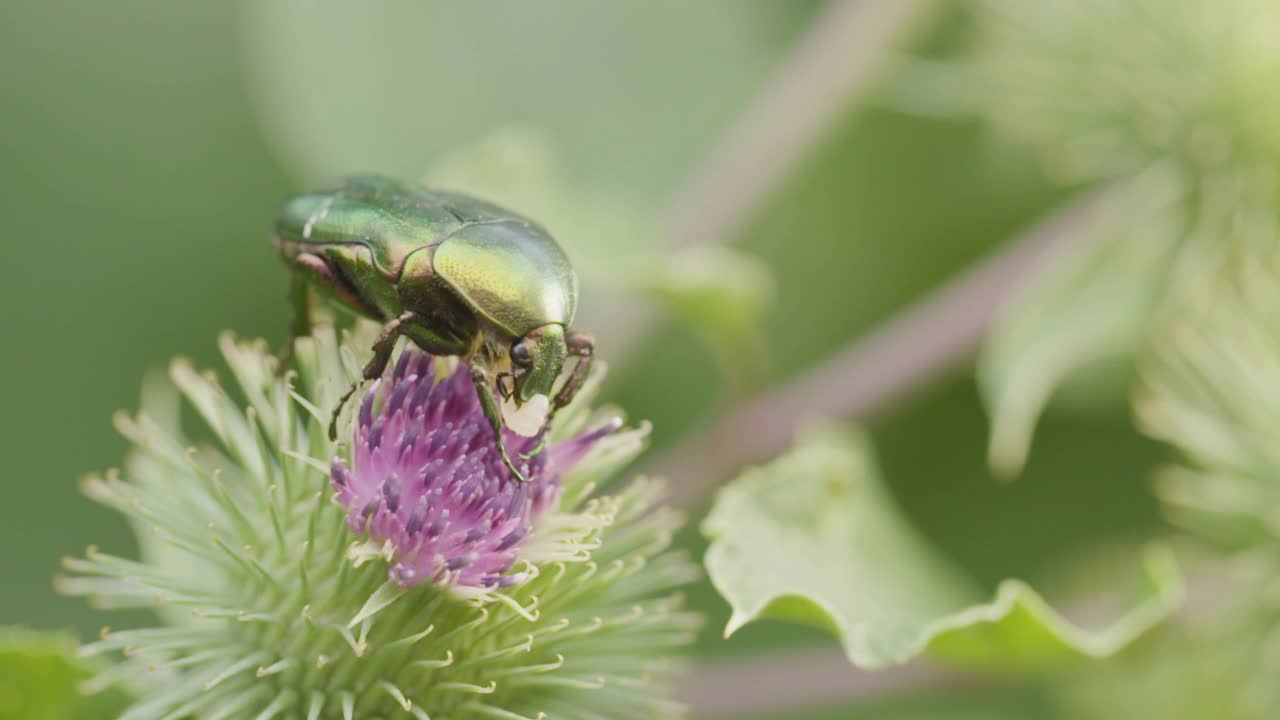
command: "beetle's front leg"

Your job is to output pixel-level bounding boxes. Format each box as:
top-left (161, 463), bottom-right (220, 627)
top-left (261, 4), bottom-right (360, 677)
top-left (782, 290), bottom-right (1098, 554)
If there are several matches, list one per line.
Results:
top-left (553, 331), bottom-right (595, 418)
top-left (520, 331), bottom-right (595, 461)
top-left (328, 311), bottom-right (416, 440)
top-left (470, 358), bottom-right (530, 483)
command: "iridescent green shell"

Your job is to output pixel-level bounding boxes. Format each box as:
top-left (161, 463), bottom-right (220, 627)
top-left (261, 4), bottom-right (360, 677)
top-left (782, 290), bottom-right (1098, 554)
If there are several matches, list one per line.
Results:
top-left (276, 176), bottom-right (577, 338)
top-left (434, 221), bottom-right (576, 337)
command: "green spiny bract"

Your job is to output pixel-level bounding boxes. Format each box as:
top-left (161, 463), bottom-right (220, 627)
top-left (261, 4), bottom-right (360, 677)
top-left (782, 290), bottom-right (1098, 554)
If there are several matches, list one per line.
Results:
top-left (1137, 252), bottom-right (1280, 553)
top-left (59, 325), bottom-right (700, 720)
top-left (952, 0), bottom-right (1280, 308)
top-left (1132, 233), bottom-right (1280, 715)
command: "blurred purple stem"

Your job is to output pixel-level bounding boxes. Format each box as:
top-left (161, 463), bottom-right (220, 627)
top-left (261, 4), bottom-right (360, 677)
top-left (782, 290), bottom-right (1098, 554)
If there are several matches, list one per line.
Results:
top-left (681, 651), bottom-right (975, 718)
top-left (647, 192), bottom-right (1101, 508)
top-left (606, 0), bottom-right (933, 360)
top-left (661, 0), bottom-right (933, 250)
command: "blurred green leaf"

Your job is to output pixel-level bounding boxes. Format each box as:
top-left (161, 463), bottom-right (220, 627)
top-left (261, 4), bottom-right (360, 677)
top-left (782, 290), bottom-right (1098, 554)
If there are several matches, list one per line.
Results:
top-left (1054, 625), bottom-right (1264, 720)
top-left (978, 174), bottom-right (1183, 477)
top-left (702, 424), bottom-right (1182, 671)
top-left (0, 0), bottom-right (293, 635)
top-left (424, 128), bottom-right (779, 370)
top-left (633, 245), bottom-right (776, 386)
top-left (425, 128), bottom-right (649, 276)
top-left (0, 628), bottom-right (130, 720)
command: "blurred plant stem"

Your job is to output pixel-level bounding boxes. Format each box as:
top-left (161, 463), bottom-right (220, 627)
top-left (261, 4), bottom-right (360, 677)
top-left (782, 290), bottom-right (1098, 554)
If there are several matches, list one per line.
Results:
top-left (607, 0), bottom-right (935, 361)
top-left (647, 190), bottom-right (1108, 508)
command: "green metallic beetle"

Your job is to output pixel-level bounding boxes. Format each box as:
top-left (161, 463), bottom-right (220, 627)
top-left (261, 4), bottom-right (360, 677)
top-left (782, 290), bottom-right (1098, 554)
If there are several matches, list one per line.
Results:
top-left (274, 175), bottom-right (594, 482)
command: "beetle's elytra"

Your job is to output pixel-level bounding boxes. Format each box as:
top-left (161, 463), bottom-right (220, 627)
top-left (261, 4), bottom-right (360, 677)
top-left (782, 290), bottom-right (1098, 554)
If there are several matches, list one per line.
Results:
top-left (274, 175), bottom-right (594, 482)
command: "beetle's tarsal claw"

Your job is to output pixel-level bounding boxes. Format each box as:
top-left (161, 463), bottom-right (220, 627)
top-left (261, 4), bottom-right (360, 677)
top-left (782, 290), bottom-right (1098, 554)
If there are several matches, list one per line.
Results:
top-left (492, 432), bottom-right (530, 482)
top-left (328, 381), bottom-right (361, 441)
top-left (519, 433), bottom-right (548, 461)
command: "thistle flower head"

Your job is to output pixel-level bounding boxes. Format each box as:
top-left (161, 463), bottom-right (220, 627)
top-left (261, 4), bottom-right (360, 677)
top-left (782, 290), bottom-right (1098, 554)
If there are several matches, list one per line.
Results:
top-left (1137, 253), bottom-right (1280, 550)
top-left (331, 349), bottom-right (618, 589)
top-left (970, 0), bottom-right (1280, 187)
top-left (59, 324), bottom-right (700, 720)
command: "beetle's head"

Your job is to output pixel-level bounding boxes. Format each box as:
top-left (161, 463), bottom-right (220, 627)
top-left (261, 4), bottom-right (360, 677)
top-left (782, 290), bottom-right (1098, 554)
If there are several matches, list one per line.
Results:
top-left (510, 324), bottom-right (567, 404)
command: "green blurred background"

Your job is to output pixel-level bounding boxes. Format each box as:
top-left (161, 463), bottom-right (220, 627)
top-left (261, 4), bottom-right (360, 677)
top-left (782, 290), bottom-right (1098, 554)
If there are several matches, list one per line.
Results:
top-left (0, 1), bottom-right (1166, 716)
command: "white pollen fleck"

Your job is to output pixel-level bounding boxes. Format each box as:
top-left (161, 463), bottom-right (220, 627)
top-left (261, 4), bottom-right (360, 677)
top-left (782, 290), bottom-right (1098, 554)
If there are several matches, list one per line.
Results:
top-left (502, 394), bottom-right (549, 437)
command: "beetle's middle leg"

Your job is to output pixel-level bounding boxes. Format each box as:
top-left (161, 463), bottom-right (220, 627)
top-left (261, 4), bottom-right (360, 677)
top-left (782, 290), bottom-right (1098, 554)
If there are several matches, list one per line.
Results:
top-left (280, 252), bottom-right (382, 374)
top-left (276, 266), bottom-right (312, 374)
top-left (328, 310), bottom-right (417, 440)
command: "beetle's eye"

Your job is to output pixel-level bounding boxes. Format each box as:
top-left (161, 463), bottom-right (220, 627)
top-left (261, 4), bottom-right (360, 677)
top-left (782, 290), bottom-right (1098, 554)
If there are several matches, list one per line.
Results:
top-left (512, 342), bottom-right (532, 366)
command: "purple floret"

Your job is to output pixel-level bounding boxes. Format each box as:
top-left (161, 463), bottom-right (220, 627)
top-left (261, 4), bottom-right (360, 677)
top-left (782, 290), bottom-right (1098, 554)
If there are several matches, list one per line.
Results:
top-left (330, 350), bottom-right (617, 588)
